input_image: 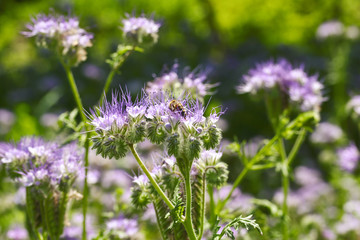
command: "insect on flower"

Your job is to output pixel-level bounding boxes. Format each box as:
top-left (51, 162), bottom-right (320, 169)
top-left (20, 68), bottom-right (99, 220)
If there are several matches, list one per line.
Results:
top-left (168, 99), bottom-right (188, 118)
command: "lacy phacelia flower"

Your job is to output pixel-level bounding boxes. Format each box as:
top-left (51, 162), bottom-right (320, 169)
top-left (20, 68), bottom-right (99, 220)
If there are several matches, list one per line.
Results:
top-left (310, 122), bottom-right (343, 144)
top-left (89, 90), bottom-right (223, 163)
top-left (122, 14), bottom-right (161, 44)
top-left (238, 59), bottom-right (324, 112)
top-left (0, 137), bottom-right (83, 187)
top-left (337, 143), bottom-right (360, 172)
top-left (146, 63), bottom-right (215, 102)
top-left (23, 13), bottom-right (93, 65)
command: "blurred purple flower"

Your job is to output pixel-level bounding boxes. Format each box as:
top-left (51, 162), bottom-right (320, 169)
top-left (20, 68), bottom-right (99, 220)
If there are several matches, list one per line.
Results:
top-left (337, 143), bottom-right (360, 172)
top-left (7, 226), bottom-right (28, 240)
top-left (106, 215), bottom-right (138, 237)
top-left (294, 166), bottom-right (322, 186)
top-left (101, 169), bottom-right (132, 189)
top-left (147, 63), bottom-right (215, 101)
top-left (310, 122), bottom-right (342, 144)
top-left (122, 14), bottom-right (160, 43)
top-left (0, 109), bottom-right (15, 134)
top-left (23, 13), bottom-right (93, 65)
top-left (316, 20), bottom-right (344, 40)
top-left (335, 214), bottom-right (360, 235)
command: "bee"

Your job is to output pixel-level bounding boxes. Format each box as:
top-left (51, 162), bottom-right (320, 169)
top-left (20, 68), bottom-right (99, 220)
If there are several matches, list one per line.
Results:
top-left (168, 99), bottom-right (187, 118)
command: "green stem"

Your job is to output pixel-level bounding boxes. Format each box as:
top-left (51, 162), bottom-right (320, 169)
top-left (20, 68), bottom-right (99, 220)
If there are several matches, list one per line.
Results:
top-left (100, 69), bottom-right (116, 106)
top-left (287, 128), bottom-right (306, 166)
top-left (99, 44), bottom-right (137, 106)
top-left (129, 144), bottom-right (197, 240)
top-left (278, 138), bottom-right (289, 240)
top-left (208, 185), bottom-right (215, 225)
top-left (216, 135), bottom-right (279, 214)
top-left (128, 144), bottom-right (174, 209)
top-left (60, 62), bottom-right (90, 240)
top-left (184, 172), bottom-right (198, 240)
top-left (197, 171), bottom-right (207, 240)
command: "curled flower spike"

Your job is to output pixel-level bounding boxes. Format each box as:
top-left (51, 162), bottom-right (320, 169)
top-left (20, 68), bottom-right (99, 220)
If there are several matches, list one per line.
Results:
top-left (23, 13), bottom-right (93, 66)
top-left (146, 63), bottom-right (216, 102)
top-left (89, 88), bottom-right (223, 176)
top-left (238, 59), bottom-right (324, 112)
top-left (122, 13), bottom-right (161, 44)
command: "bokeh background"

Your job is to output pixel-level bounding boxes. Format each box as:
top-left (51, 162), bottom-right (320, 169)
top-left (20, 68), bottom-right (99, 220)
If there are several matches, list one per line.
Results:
top-left (1, 0), bottom-right (360, 239)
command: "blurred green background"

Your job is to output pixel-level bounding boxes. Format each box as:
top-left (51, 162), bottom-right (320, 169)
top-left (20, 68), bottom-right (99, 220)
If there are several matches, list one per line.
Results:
top-left (1, 0), bottom-right (360, 238)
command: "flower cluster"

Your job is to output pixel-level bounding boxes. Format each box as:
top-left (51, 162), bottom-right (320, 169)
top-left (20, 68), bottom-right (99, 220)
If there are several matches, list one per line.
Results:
top-left (337, 143), bottom-right (360, 172)
top-left (0, 137), bottom-right (83, 187)
top-left (238, 59), bottom-right (324, 112)
top-left (23, 13), bottom-right (93, 65)
top-left (90, 90), bottom-right (223, 166)
top-left (146, 63), bottom-right (215, 101)
top-left (122, 14), bottom-right (161, 44)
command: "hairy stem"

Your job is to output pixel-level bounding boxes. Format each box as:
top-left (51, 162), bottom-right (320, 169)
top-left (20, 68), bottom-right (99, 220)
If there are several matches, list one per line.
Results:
top-left (184, 172), bottom-right (198, 240)
top-left (61, 62), bottom-right (90, 240)
top-left (197, 171), bottom-right (207, 240)
top-left (208, 185), bottom-right (216, 226)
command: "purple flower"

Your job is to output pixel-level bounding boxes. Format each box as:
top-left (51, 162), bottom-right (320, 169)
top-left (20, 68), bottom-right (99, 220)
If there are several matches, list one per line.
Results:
top-left (310, 122), bottom-right (343, 144)
top-left (294, 166), bottom-right (322, 186)
top-left (337, 143), bottom-right (360, 172)
top-left (23, 13), bottom-right (93, 65)
top-left (101, 169), bottom-right (132, 189)
top-left (0, 137), bottom-right (83, 187)
top-left (106, 215), bottom-right (139, 237)
top-left (238, 59), bottom-right (324, 111)
top-left (146, 63), bottom-right (215, 101)
top-left (7, 226), bottom-right (28, 240)
top-left (122, 14), bottom-right (161, 43)
top-left (133, 174), bottom-right (149, 187)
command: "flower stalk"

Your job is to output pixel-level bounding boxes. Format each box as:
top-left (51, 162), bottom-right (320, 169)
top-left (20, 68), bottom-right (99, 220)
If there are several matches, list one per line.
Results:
top-left (61, 62), bottom-right (91, 240)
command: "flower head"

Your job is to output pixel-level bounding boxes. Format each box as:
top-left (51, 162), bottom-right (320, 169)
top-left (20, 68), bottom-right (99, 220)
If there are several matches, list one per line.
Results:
top-left (238, 59), bottom-right (324, 112)
top-left (0, 137), bottom-right (83, 188)
top-left (122, 14), bottom-right (161, 44)
top-left (23, 13), bottom-right (93, 65)
top-left (146, 63), bottom-right (215, 102)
